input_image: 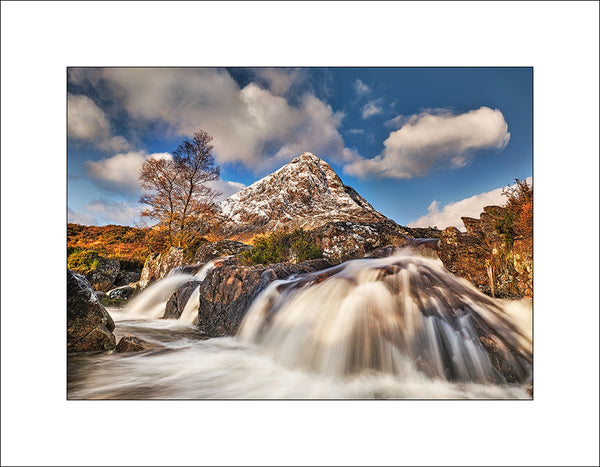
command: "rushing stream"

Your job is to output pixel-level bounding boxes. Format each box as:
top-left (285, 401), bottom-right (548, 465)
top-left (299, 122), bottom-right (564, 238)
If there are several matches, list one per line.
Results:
top-left (67, 252), bottom-right (532, 399)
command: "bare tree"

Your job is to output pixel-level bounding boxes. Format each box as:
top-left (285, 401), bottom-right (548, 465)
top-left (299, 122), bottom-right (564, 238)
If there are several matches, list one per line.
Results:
top-left (139, 130), bottom-right (221, 248)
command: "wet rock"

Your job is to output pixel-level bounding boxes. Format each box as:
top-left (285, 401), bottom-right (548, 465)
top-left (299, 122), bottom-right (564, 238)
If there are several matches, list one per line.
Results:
top-left (67, 270), bottom-right (116, 352)
top-left (311, 220), bottom-right (414, 264)
top-left (196, 258), bottom-right (332, 337)
top-left (115, 335), bottom-right (155, 352)
top-left (107, 285), bottom-right (134, 300)
top-left (163, 280), bottom-right (202, 319)
top-left (86, 257), bottom-right (120, 292)
top-left (137, 247), bottom-right (184, 289)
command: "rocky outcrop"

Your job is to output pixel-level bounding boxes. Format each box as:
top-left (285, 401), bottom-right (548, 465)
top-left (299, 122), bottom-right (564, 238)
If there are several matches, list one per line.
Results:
top-left (67, 270), bottom-right (116, 352)
top-left (438, 206), bottom-right (532, 298)
top-left (195, 258), bottom-right (332, 337)
top-left (137, 247), bottom-right (184, 289)
top-left (115, 335), bottom-right (155, 352)
top-left (86, 257), bottom-right (120, 292)
top-left (311, 220), bottom-right (415, 264)
top-left (163, 280), bottom-right (202, 319)
top-left (218, 152), bottom-right (388, 242)
top-left (194, 240), bottom-right (252, 263)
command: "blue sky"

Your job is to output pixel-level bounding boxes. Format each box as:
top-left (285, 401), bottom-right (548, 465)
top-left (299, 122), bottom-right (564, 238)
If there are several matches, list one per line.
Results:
top-left (67, 67), bottom-right (532, 230)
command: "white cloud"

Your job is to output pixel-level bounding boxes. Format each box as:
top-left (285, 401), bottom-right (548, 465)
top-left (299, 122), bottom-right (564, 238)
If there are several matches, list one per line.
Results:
top-left (72, 68), bottom-right (355, 170)
top-left (68, 207), bottom-right (98, 225)
top-left (253, 68), bottom-right (303, 97)
top-left (345, 107), bottom-right (510, 179)
top-left (84, 199), bottom-right (144, 226)
top-left (67, 93), bottom-right (130, 152)
top-left (408, 177), bottom-right (532, 231)
top-left (208, 179), bottom-right (246, 201)
top-left (361, 100), bottom-right (383, 119)
top-left (84, 151), bottom-right (172, 195)
top-left (346, 128), bottom-right (365, 135)
top-left (353, 79), bottom-right (370, 96)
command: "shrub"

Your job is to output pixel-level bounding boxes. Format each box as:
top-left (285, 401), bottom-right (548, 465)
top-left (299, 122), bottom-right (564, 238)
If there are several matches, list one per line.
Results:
top-left (240, 229), bottom-right (322, 266)
top-left (67, 250), bottom-right (101, 275)
top-left (494, 179), bottom-right (533, 248)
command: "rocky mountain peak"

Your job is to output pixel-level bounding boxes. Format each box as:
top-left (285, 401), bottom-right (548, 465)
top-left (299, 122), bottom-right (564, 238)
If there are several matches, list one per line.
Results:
top-left (218, 152), bottom-right (388, 242)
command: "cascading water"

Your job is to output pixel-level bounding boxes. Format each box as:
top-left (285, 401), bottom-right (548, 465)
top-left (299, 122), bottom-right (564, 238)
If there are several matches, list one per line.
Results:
top-left (68, 250), bottom-right (532, 399)
top-left (239, 252), bottom-right (532, 385)
top-left (120, 273), bottom-right (196, 320)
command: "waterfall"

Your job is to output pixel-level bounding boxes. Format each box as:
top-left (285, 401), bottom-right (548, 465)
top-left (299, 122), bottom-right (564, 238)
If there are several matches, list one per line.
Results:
top-left (179, 287), bottom-right (201, 325)
top-left (195, 261), bottom-right (215, 280)
top-left (238, 252), bottom-right (532, 384)
top-left (122, 274), bottom-right (196, 320)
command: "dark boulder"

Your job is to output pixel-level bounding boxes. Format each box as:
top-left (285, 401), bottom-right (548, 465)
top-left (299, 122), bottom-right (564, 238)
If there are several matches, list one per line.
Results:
top-left (86, 257), bottom-right (120, 292)
top-left (196, 258), bottom-right (332, 337)
top-left (113, 270), bottom-right (141, 287)
top-left (194, 240), bottom-right (252, 263)
top-left (67, 270), bottom-right (116, 352)
top-left (115, 335), bottom-right (155, 353)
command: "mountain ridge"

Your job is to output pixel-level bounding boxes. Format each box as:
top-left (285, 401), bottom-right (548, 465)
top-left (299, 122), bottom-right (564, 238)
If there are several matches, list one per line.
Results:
top-left (217, 152), bottom-right (388, 242)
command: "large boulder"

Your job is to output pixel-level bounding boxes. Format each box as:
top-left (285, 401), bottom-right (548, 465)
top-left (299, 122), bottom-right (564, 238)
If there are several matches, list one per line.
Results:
top-left (67, 270), bottom-right (116, 352)
top-left (195, 258), bottom-right (332, 337)
top-left (311, 221), bottom-right (414, 264)
top-left (137, 247), bottom-right (184, 289)
top-left (194, 240), bottom-right (252, 263)
top-left (86, 257), bottom-right (120, 292)
top-left (437, 206), bottom-right (532, 298)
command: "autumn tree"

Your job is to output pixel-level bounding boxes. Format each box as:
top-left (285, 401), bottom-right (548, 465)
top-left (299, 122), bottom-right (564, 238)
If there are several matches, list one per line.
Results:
top-left (139, 130), bottom-right (221, 249)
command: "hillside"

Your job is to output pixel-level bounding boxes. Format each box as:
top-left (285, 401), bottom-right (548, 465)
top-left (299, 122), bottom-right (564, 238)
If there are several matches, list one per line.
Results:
top-left (67, 224), bottom-right (157, 269)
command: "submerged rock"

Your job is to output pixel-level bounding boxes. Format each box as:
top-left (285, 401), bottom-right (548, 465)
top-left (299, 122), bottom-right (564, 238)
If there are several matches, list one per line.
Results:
top-left (115, 335), bottom-right (155, 352)
top-left (67, 270), bottom-right (116, 352)
top-left (195, 258), bottom-right (332, 337)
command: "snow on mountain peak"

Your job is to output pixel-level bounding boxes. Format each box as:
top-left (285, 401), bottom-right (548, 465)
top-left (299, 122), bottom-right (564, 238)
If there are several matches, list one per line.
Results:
top-left (218, 152), bottom-right (387, 242)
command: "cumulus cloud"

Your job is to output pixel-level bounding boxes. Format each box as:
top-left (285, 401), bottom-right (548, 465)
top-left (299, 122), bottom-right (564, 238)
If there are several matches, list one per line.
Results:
top-left (67, 93), bottom-right (130, 152)
top-left (71, 68), bottom-right (355, 171)
top-left (361, 100), bottom-right (383, 119)
top-left (345, 107), bottom-right (510, 179)
top-left (84, 151), bottom-right (171, 195)
top-left (353, 79), bottom-right (370, 96)
top-left (208, 179), bottom-right (246, 201)
top-left (252, 68), bottom-right (304, 97)
top-left (408, 177), bottom-right (532, 231)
